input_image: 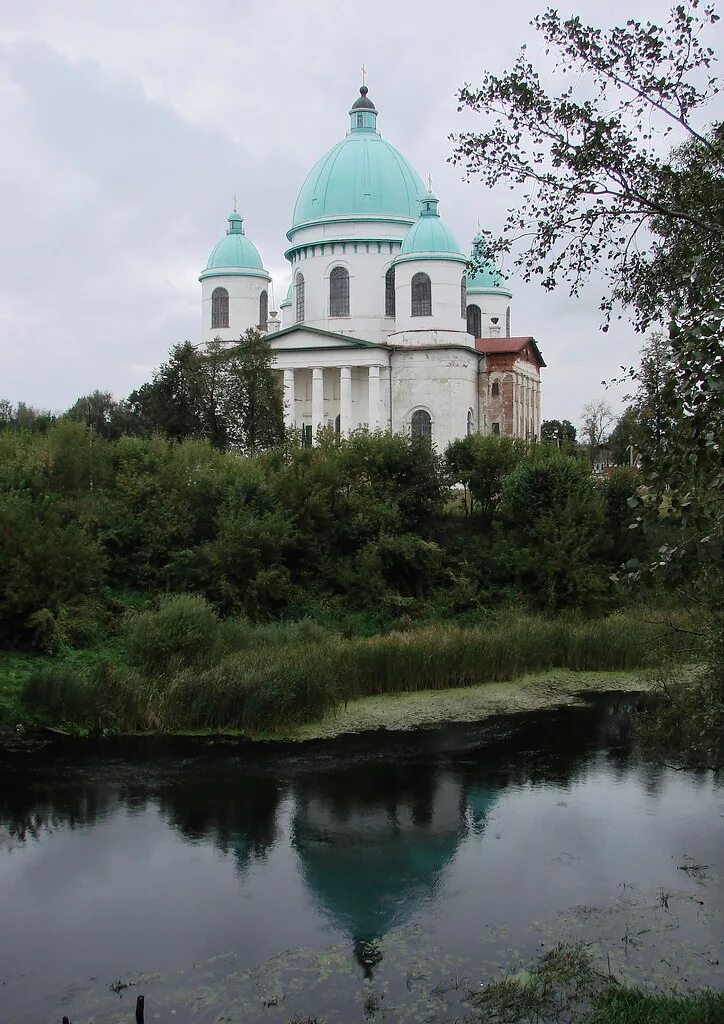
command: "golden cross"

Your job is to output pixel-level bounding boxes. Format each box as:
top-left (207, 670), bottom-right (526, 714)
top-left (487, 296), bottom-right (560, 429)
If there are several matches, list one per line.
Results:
top-left (232, 193), bottom-right (238, 212)
top-left (361, 64), bottom-right (367, 87)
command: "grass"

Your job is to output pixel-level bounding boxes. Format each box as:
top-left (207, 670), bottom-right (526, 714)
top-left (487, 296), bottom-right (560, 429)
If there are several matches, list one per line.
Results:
top-left (472, 944), bottom-right (724, 1023)
top-left (1, 603), bottom-right (702, 736)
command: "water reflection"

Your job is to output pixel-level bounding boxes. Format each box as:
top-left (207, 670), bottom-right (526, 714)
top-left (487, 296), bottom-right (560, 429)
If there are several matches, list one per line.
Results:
top-left (1, 695), bottom-right (722, 1024)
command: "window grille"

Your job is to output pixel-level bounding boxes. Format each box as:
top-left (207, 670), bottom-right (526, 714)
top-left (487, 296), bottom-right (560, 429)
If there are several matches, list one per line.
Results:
top-left (411, 272), bottom-right (432, 316)
top-left (329, 266), bottom-right (350, 316)
top-left (460, 274), bottom-right (467, 318)
top-left (385, 267), bottom-right (395, 316)
top-left (258, 290), bottom-right (268, 329)
top-left (411, 409), bottom-right (432, 440)
top-left (211, 287), bottom-right (229, 329)
top-left (491, 381), bottom-right (500, 397)
top-left (467, 410), bottom-right (474, 436)
top-left (466, 304), bottom-right (481, 337)
top-left (295, 273), bottom-right (305, 323)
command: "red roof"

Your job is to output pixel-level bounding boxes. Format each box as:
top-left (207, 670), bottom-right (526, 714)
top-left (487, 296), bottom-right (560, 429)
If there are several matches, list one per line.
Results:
top-left (475, 336), bottom-right (546, 367)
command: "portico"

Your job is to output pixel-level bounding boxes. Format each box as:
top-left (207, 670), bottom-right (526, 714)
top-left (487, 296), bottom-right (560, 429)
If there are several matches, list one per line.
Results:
top-left (272, 327), bottom-right (390, 438)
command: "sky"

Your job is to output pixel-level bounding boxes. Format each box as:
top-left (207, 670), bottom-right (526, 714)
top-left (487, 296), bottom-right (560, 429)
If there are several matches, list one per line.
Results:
top-left (0, 0), bottom-right (717, 427)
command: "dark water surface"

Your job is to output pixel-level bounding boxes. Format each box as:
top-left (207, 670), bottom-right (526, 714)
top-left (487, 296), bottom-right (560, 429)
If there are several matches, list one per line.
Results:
top-left (1, 695), bottom-right (722, 1023)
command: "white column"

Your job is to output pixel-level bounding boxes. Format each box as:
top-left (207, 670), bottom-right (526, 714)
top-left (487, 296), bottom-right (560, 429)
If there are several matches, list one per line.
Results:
top-left (283, 369), bottom-right (295, 429)
top-left (340, 366), bottom-right (352, 435)
top-left (368, 365), bottom-right (381, 430)
top-left (312, 367), bottom-right (324, 441)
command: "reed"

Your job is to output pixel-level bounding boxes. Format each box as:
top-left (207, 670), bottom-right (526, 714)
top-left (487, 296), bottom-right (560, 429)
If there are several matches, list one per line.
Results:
top-left (19, 608), bottom-right (700, 734)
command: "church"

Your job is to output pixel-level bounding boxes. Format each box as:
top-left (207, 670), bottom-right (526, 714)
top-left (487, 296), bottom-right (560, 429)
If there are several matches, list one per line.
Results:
top-left (198, 84), bottom-right (545, 451)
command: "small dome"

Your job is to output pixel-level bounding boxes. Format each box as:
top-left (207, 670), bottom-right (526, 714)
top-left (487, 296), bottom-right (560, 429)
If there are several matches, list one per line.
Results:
top-left (200, 210), bottom-right (268, 281)
top-left (280, 283), bottom-right (293, 308)
top-left (467, 236), bottom-right (512, 295)
top-left (395, 192), bottom-right (467, 264)
top-left (351, 85), bottom-right (377, 111)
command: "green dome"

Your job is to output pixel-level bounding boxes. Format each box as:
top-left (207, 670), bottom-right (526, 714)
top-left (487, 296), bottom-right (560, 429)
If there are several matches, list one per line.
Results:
top-left (395, 191), bottom-right (467, 265)
top-left (467, 236), bottom-right (512, 296)
top-left (290, 88), bottom-right (426, 232)
top-left (199, 211), bottom-right (269, 282)
top-left (280, 283), bottom-right (292, 308)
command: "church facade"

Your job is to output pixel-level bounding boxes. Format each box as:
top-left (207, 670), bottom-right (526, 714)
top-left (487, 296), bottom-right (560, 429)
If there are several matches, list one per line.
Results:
top-left (199, 85), bottom-right (545, 451)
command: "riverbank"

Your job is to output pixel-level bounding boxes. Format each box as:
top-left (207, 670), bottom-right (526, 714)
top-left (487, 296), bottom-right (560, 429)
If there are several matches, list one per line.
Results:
top-left (1, 603), bottom-right (699, 740)
top-left (278, 668), bottom-right (652, 741)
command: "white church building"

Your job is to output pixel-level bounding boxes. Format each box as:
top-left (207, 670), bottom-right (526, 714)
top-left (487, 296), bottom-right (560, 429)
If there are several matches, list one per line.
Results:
top-left (199, 84), bottom-right (545, 450)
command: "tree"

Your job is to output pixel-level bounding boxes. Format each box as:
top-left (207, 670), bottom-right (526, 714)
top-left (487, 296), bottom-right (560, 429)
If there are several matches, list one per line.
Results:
top-left (581, 400), bottom-right (614, 464)
top-left (541, 419), bottom-right (577, 447)
top-left (501, 448), bottom-right (608, 612)
top-left (607, 406), bottom-right (641, 467)
top-left (452, 4), bottom-right (723, 332)
top-left (66, 390), bottom-right (145, 440)
top-left (445, 434), bottom-right (525, 518)
top-left (129, 342), bottom-right (211, 443)
top-left (224, 330), bottom-right (284, 455)
top-left (452, 6), bottom-right (723, 543)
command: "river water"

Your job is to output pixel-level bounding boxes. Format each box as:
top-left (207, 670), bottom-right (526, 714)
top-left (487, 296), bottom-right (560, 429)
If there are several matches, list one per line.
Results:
top-left (1, 694), bottom-right (722, 1023)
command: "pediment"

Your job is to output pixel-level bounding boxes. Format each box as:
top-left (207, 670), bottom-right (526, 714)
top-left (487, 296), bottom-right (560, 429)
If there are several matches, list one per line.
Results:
top-left (268, 325), bottom-right (385, 351)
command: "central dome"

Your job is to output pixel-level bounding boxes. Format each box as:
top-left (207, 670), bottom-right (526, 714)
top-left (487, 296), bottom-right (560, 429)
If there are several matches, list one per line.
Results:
top-left (290, 87), bottom-right (426, 233)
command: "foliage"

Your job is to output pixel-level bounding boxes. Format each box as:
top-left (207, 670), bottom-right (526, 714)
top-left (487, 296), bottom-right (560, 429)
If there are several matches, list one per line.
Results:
top-left (453, 5), bottom-right (723, 596)
top-left (635, 614), bottom-right (724, 771)
top-left (501, 448), bottom-right (609, 612)
top-left (541, 418), bottom-right (577, 447)
top-left (472, 943), bottom-right (724, 1024)
top-left (124, 593), bottom-right (221, 677)
top-left (452, 3), bottom-right (723, 331)
top-left (128, 331), bottom-right (284, 453)
top-left (0, 489), bottom-right (106, 649)
top-left (445, 434), bottom-right (525, 517)
top-left (580, 400), bottom-right (614, 464)
top-left (607, 407), bottom-right (641, 467)
top-left (66, 390), bottom-right (145, 440)
top-left (4, 607), bottom-right (692, 734)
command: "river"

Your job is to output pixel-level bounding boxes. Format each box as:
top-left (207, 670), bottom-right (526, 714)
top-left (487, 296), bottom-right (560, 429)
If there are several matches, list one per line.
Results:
top-left (1, 694), bottom-right (722, 1023)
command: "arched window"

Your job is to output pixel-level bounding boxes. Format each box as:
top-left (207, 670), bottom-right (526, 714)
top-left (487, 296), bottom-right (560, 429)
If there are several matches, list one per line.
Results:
top-left (258, 289), bottom-right (268, 330)
top-left (211, 287), bottom-right (229, 329)
top-left (411, 272), bottom-right (432, 316)
top-left (467, 409), bottom-right (474, 436)
top-left (334, 413), bottom-right (341, 437)
top-left (466, 304), bottom-right (481, 337)
top-left (491, 381), bottom-right (500, 397)
top-left (295, 272), bottom-right (305, 323)
top-left (506, 306), bottom-right (511, 337)
top-left (385, 266), bottom-right (396, 317)
top-left (329, 266), bottom-right (350, 317)
top-left (460, 273), bottom-right (467, 318)
top-left (411, 409), bottom-right (432, 440)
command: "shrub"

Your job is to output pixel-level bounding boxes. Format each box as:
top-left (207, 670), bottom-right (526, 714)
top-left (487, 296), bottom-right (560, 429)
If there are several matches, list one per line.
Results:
top-left (20, 665), bottom-right (94, 725)
top-left (124, 593), bottom-right (220, 677)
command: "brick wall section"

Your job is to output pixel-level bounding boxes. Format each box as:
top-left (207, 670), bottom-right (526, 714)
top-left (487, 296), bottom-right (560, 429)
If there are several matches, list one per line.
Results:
top-left (475, 338), bottom-right (545, 438)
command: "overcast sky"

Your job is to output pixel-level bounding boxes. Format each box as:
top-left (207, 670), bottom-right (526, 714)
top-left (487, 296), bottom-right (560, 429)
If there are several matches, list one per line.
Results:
top-left (0, 0), bottom-right (718, 427)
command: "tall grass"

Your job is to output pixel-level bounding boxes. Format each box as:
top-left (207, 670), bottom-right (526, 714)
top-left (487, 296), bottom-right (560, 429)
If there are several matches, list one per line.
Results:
top-left (19, 604), bottom-right (700, 735)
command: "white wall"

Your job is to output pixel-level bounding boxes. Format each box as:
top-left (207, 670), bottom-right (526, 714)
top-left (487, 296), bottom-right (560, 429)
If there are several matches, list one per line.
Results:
top-left (283, 218), bottom-right (411, 342)
top-left (201, 272), bottom-right (271, 343)
top-left (467, 290), bottom-right (512, 337)
top-left (391, 348), bottom-right (479, 452)
top-left (390, 258), bottom-right (471, 344)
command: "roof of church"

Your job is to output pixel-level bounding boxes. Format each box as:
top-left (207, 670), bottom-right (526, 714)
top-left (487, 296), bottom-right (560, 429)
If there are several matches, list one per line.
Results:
top-left (395, 190), bottom-right (467, 264)
top-left (289, 87), bottom-right (426, 233)
top-left (475, 336), bottom-right (546, 366)
top-left (200, 211), bottom-right (270, 282)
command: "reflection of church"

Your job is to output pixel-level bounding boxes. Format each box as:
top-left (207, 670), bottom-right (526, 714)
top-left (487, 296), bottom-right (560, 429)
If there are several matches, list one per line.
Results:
top-left (291, 762), bottom-right (497, 950)
top-left (199, 83), bottom-right (545, 450)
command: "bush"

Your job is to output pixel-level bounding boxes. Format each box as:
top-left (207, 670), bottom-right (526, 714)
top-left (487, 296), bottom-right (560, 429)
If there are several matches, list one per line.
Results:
top-left (20, 665), bottom-right (94, 725)
top-left (124, 593), bottom-right (220, 677)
